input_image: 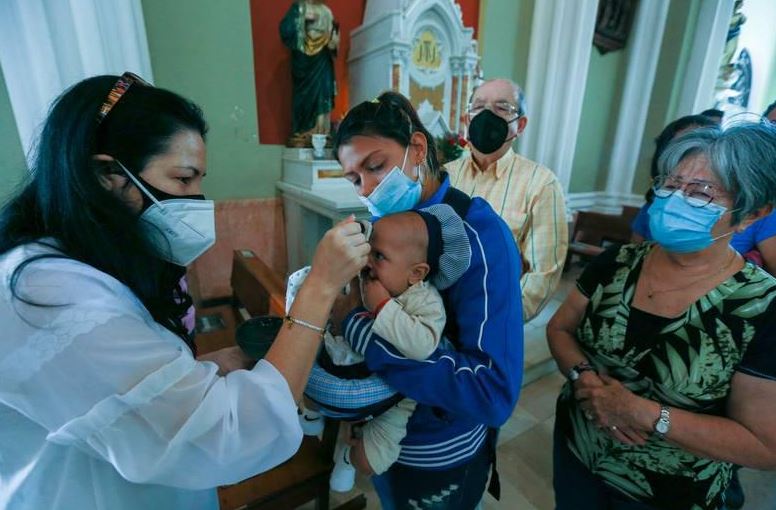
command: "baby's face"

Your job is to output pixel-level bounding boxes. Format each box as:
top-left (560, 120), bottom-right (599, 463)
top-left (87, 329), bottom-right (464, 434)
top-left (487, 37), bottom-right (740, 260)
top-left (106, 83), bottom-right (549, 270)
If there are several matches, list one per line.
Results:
top-left (365, 216), bottom-right (427, 297)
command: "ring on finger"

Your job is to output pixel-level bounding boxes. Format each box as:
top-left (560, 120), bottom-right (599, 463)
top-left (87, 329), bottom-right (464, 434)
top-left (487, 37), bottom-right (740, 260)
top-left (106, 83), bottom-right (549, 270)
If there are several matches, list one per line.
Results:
top-left (584, 410), bottom-right (594, 421)
top-left (610, 425), bottom-right (618, 431)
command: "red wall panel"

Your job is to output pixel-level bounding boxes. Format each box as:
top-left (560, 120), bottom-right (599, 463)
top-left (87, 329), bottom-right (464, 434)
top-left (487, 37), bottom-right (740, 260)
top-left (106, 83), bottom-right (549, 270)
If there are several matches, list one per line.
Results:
top-left (250, 1), bottom-right (479, 145)
top-left (458, 0), bottom-right (479, 38)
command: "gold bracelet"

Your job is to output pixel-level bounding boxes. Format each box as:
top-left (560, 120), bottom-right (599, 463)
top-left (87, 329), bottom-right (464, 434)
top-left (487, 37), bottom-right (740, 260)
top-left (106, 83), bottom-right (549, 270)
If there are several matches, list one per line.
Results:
top-left (283, 315), bottom-right (325, 336)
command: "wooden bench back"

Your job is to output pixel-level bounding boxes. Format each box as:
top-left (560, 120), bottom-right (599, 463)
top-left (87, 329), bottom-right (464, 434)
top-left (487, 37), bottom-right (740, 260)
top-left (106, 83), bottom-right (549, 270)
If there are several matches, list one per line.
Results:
top-left (571, 208), bottom-right (638, 246)
top-left (231, 249), bottom-right (286, 318)
top-left (566, 207), bottom-right (641, 268)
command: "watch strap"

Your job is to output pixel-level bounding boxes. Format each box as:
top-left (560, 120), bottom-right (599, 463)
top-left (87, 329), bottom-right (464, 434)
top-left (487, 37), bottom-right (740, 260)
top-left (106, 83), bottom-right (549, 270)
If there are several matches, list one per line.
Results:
top-left (653, 405), bottom-right (671, 439)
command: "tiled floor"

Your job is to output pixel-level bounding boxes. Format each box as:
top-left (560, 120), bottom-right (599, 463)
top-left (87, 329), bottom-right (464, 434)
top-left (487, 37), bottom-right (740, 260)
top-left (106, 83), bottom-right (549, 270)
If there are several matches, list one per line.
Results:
top-left (315, 267), bottom-right (776, 509)
top-left (322, 372), bottom-right (563, 510)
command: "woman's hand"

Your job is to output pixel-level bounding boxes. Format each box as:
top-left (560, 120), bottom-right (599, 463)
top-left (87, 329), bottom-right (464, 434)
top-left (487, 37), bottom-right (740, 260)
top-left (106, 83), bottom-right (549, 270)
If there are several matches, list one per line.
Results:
top-left (575, 374), bottom-right (653, 445)
top-left (307, 217), bottom-right (370, 301)
top-left (265, 218), bottom-right (367, 401)
top-left (574, 371), bottom-right (622, 435)
top-left (197, 346), bottom-right (254, 376)
top-left (574, 370), bottom-right (604, 393)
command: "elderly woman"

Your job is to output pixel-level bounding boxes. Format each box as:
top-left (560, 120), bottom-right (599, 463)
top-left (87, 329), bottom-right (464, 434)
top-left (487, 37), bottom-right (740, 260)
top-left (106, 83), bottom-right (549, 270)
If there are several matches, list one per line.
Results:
top-left (547, 122), bottom-right (776, 510)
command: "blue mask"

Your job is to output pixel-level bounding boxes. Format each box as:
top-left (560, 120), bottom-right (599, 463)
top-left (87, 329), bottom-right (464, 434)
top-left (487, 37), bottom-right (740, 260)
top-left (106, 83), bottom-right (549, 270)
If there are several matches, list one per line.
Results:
top-left (648, 192), bottom-right (729, 253)
top-left (358, 146), bottom-right (422, 217)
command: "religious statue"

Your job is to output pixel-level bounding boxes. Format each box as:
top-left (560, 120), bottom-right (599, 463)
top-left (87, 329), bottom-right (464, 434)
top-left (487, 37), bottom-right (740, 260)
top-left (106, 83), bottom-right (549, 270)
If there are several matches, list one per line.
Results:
top-left (713, 0), bottom-right (750, 112)
top-left (280, 0), bottom-right (339, 147)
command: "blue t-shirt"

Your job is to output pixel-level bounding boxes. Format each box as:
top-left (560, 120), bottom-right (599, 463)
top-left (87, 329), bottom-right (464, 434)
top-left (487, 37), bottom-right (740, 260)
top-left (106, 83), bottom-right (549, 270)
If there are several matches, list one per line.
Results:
top-left (631, 203), bottom-right (776, 254)
top-left (731, 211), bottom-right (776, 253)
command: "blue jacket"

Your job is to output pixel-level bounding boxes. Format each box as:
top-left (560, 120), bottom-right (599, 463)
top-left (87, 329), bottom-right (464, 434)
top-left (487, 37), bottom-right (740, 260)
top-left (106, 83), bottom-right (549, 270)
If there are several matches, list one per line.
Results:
top-left (344, 174), bottom-right (524, 470)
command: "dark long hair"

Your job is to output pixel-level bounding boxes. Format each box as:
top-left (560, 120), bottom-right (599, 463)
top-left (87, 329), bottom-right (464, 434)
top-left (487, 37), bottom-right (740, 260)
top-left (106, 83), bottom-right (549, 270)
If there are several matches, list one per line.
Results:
top-left (764, 99), bottom-right (776, 119)
top-left (333, 91), bottom-right (441, 177)
top-left (0, 75), bottom-right (207, 346)
top-left (651, 114), bottom-right (718, 179)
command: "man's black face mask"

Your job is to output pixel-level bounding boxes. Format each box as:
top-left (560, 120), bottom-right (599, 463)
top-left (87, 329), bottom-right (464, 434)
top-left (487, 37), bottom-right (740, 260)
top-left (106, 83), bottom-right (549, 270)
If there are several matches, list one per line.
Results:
top-left (467, 109), bottom-right (518, 154)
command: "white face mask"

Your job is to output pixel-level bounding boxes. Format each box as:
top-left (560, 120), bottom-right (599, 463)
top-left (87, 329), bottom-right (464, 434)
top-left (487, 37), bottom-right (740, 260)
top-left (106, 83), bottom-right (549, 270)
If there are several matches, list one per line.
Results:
top-left (118, 162), bottom-right (216, 266)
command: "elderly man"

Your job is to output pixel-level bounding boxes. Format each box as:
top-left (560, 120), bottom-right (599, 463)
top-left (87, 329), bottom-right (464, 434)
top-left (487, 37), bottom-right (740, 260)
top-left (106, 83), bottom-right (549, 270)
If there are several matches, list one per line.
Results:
top-left (446, 79), bottom-right (567, 322)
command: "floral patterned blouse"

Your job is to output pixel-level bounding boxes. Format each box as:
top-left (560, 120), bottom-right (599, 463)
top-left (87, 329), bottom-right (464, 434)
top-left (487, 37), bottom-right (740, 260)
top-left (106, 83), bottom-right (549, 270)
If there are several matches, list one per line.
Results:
top-left (556, 243), bottom-right (776, 510)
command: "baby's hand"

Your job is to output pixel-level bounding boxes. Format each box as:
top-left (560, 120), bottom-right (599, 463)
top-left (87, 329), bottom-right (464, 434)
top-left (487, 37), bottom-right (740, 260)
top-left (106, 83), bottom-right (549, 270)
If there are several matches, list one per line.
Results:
top-left (362, 277), bottom-right (391, 312)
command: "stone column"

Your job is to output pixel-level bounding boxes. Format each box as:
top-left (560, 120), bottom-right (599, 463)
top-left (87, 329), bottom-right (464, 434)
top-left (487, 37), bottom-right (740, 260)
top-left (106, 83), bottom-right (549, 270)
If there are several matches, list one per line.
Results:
top-left (390, 47), bottom-right (409, 93)
top-left (518, 0), bottom-right (598, 192)
top-left (603, 0), bottom-right (671, 209)
top-left (449, 58), bottom-right (462, 130)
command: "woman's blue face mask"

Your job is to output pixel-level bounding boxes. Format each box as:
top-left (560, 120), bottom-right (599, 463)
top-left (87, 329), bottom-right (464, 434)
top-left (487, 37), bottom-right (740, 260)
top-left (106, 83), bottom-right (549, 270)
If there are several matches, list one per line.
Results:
top-left (358, 145), bottom-right (422, 217)
top-left (648, 192), bottom-right (732, 253)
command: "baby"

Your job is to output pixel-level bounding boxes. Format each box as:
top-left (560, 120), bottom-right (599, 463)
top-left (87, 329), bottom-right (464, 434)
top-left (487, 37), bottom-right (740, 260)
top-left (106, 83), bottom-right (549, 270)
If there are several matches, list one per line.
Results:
top-left (329, 203), bottom-right (471, 491)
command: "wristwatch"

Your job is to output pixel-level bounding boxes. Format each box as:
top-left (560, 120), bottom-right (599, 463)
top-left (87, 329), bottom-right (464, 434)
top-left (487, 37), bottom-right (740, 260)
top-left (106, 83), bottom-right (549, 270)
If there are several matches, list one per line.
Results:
top-left (567, 362), bottom-right (596, 382)
top-left (653, 405), bottom-right (671, 439)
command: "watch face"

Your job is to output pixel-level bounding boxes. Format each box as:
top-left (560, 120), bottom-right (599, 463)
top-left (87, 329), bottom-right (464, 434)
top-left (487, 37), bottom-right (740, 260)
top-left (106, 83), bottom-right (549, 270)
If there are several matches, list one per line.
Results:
top-left (656, 420), bottom-right (670, 434)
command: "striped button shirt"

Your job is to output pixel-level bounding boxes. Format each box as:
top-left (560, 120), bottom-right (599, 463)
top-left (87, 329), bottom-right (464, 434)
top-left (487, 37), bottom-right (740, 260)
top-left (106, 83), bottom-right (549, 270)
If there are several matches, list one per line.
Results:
top-left (446, 149), bottom-right (568, 322)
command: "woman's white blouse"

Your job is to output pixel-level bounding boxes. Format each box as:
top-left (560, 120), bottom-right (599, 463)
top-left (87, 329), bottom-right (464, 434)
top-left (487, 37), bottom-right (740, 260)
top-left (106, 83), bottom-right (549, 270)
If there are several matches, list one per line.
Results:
top-left (0, 243), bottom-right (302, 510)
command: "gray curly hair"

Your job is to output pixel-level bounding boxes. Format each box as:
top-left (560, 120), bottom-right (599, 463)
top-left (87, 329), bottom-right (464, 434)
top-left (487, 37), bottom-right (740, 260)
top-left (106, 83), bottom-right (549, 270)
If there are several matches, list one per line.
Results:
top-left (657, 121), bottom-right (776, 224)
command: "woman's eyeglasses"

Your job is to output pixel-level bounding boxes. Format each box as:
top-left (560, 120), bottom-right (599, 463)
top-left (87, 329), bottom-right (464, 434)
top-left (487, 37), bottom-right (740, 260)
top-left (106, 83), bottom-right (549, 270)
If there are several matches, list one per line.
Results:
top-left (96, 71), bottom-right (149, 125)
top-left (652, 175), bottom-right (724, 208)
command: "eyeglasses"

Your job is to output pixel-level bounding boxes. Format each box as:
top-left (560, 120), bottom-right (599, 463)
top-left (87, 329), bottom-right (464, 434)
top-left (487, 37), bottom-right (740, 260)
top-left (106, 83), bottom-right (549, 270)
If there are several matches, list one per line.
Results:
top-left (96, 71), bottom-right (149, 125)
top-left (652, 175), bottom-right (726, 208)
top-left (467, 100), bottom-right (521, 119)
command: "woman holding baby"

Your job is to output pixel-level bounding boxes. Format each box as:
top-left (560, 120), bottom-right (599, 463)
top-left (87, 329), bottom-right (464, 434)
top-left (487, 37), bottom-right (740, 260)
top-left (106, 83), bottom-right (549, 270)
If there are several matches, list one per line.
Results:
top-left (332, 92), bottom-right (524, 509)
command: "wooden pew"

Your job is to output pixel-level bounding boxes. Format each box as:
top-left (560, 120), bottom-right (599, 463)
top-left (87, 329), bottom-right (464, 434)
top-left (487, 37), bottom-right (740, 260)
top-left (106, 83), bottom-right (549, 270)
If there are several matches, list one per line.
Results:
top-left (230, 249), bottom-right (286, 318)
top-left (565, 207), bottom-right (640, 269)
top-left (195, 250), bottom-right (366, 510)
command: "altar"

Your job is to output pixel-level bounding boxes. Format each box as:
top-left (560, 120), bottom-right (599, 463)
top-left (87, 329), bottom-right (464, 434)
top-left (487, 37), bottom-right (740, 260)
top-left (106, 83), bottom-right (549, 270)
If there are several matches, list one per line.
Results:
top-left (348, 0), bottom-right (479, 137)
top-left (277, 148), bottom-right (368, 272)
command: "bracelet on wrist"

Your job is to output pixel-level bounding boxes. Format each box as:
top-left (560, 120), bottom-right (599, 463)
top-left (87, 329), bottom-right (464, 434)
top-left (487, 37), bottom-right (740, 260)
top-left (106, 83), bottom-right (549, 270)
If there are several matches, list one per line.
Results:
top-left (283, 315), bottom-right (326, 336)
top-left (567, 361), bottom-right (597, 382)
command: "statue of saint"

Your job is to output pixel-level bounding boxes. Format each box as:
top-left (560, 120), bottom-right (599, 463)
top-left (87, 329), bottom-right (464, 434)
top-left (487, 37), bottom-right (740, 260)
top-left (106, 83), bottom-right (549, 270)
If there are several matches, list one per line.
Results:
top-left (713, 0), bottom-right (749, 112)
top-left (280, 0), bottom-right (339, 147)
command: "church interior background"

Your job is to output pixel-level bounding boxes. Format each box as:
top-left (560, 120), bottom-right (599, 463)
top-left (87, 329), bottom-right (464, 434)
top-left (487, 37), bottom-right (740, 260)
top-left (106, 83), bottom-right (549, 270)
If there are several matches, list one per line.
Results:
top-left (2, 0), bottom-right (775, 300)
top-left (1, 1), bottom-right (776, 507)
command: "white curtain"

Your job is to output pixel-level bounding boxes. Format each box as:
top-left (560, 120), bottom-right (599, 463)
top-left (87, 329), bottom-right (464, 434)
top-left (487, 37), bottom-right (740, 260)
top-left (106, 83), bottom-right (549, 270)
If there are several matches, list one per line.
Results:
top-left (0, 0), bottom-right (153, 165)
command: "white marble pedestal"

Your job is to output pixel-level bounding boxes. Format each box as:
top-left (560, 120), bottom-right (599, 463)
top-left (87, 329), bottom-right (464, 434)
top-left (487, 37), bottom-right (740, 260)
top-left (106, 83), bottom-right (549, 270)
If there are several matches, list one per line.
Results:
top-left (278, 148), bottom-right (368, 272)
